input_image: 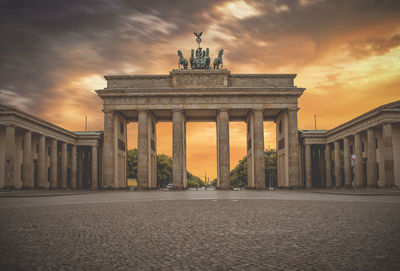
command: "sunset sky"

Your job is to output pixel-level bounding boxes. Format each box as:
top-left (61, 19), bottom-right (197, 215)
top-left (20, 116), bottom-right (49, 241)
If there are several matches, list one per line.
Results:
top-left (1, 0), bottom-right (400, 180)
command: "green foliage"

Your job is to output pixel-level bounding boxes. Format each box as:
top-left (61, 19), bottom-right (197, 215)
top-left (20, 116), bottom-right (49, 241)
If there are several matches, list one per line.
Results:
top-left (229, 149), bottom-right (277, 188)
top-left (157, 154), bottom-right (172, 188)
top-left (187, 171), bottom-right (206, 188)
top-left (127, 149), bottom-right (138, 178)
top-left (210, 179), bottom-right (217, 186)
top-left (126, 149), bottom-right (203, 188)
top-left (229, 157), bottom-right (247, 188)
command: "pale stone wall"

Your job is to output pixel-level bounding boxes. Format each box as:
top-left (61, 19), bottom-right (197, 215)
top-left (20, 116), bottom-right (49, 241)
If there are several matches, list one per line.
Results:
top-left (392, 123), bottom-right (400, 187)
top-left (0, 126), bottom-right (5, 188)
top-left (229, 74), bottom-right (295, 88)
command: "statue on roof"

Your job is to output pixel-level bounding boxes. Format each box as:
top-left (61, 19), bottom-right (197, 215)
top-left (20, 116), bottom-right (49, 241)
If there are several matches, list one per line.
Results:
top-left (177, 32), bottom-right (223, 70)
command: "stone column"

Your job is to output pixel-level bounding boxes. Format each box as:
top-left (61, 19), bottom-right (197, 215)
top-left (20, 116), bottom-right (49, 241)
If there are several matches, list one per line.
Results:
top-left (367, 129), bottom-right (377, 187)
top-left (137, 110), bottom-right (149, 189)
top-left (50, 139), bottom-right (58, 188)
top-left (217, 109), bottom-right (230, 190)
top-left (253, 109), bottom-right (265, 189)
top-left (305, 144), bottom-right (312, 188)
top-left (61, 142), bottom-right (67, 189)
top-left (37, 135), bottom-right (46, 188)
top-left (22, 130), bottom-right (34, 188)
top-left (287, 109), bottom-right (300, 188)
top-left (5, 126), bottom-right (16, 188)
top-left (343, 137), bottom-right (352, 188)
top-left (354, 133), bottom-right (364, 188)
top-left (91, 146), bottom-right (98, 190)
top-left (78, 149), bottom-right (84, 188)
top-left (172, 110), bottom-right (186, 190)
top-left (325, 143), bottom-right (332, 188)
top-left (70, 145), bottom-right (77, 189)
top-left (334, 140), bottom-right (342, 187)
top-left (103, 110), bottom-right (115, 188)
top-left (382, 123), bottom-right (394, 187)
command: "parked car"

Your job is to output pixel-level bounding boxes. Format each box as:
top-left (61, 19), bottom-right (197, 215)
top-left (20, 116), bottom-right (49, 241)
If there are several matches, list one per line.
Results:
top-left (166, 183), bottom-right (173, 190)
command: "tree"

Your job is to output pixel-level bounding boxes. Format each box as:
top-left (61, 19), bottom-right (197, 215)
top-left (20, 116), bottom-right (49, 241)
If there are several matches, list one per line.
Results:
top-left (157, 154), bottom-right (172, 188)
top-left (229, 149), bottom-right (277, 188)
top-left (126, 149), bottom-right (204, 188)
top-left (127, 149), bottom-right (138, 178)
top-left (229, 157), bottom-right (247, 188)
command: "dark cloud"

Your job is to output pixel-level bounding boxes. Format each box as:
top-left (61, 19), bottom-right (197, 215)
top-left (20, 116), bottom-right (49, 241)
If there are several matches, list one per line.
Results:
top-left (0, 0), bottom-right (225, 113)
top-left (0, 0), bottom-right (399, 117)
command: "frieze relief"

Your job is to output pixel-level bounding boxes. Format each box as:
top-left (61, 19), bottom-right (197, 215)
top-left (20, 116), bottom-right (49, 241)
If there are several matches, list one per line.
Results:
top-left (175, 74), bottom-right (225, 87)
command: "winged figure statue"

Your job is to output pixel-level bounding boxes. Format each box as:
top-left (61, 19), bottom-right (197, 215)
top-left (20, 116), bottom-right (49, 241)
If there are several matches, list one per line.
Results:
top-left (194, 32), bottom-right (203, 38)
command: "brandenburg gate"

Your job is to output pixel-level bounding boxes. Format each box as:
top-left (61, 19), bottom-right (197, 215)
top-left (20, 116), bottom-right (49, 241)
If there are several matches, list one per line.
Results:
top-left (96, 68), bottom-right (305, 190)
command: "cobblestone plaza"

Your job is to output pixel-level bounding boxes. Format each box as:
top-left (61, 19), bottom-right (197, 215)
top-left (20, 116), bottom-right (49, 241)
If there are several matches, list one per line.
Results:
top-left (1, 190), bottom-right (399, 270)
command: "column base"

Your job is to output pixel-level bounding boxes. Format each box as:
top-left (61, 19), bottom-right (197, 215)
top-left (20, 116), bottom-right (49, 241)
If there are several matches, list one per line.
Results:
top-left (173, 186), bottom-right (186, 190)
top-left (367, 184), bottom-right (378, 188)
top-left (344, 184), bottom-right (353, 189)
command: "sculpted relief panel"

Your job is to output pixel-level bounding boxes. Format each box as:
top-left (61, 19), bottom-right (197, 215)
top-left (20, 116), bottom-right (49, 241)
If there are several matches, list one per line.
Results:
top-left (175, 74), bottom-right (225, 87)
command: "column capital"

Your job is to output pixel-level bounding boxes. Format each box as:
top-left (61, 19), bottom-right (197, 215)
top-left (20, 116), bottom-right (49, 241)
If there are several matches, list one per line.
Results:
top-left (137, 109), bottom-right (149, 113)
top-left (171, 108), bottom-right (184, 113)
top-left (102, 109), bottom-right (115, 114)
top-left (252, 108), bottom-right (264, 113)
top-left (218, 108), bottom-right (229, 113)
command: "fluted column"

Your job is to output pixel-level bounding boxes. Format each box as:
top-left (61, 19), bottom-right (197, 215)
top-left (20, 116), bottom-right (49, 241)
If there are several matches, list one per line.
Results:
top-left (305, 144), bottom-right (312, 188)
top-left (172, 110), bottom-right (186, 190)
top-left (5, 126), bottom-right (16, 188)
top-left (78, 150), bottom-right (84, 188)
top-left (253, 109), bottom-right (265, 189)
top-left (137, 110), bottom-right (149, 189)
top-left (354, 133), bottom-right (364, 188)
top-left (287, 109), bottom-right (300, 188)
top-left (382, 123), bottom-right (394, 187)
top-left (217, 109), bottom-right (230, 190)
top-left (50, 139), bottom-right (58, 188)
top-left (61, 142), bottom-right (67, 189)
top-left (367, 129), bottom-right (377, 187)
top-left (22, 130), bottom-right (34, 188)
top-left (103, 110), bottom-right (115, 188)
top-left (325, 143), bottom-right (332, 188)
top-left (70, 145), bottom-right (77, 189)
top-left (343, 137), bottom-right (351, 188)
top-left (334, 140), bottom-right (342, 187)
top-left (37, 135), bottom-right (46, 188)
top-left (91, 146), bottom-right (98, 190)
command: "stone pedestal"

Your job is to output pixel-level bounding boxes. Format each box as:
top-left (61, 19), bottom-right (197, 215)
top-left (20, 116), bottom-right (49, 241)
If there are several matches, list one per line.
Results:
top-left (367, 129), bottom-right (377, 187)
top-left (172, 110), bottom-right (186, 190)
top-left (343, 137), bottom-right (352, 188)
top-left (217, 110), bottom-right (230, 190)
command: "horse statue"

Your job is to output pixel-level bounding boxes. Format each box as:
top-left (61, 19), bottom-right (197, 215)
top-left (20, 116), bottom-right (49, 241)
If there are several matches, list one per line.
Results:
top-left (205, 48), bottom-right (210, 69)
top-left (177, 50), bottom-right (188, 69)
top-left (213, 49), bottom-right (224, 69)
top-left (190, 49), bottom-right (194, 69)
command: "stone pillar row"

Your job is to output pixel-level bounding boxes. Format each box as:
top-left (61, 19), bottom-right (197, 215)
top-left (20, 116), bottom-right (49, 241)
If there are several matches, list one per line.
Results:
top-left (308, 123), bottom-right (395, 189)
top-left (2, 126), bottom-right (98, 190)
